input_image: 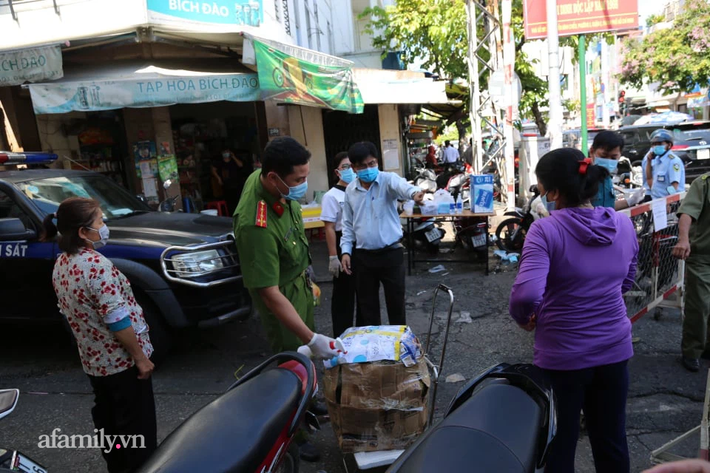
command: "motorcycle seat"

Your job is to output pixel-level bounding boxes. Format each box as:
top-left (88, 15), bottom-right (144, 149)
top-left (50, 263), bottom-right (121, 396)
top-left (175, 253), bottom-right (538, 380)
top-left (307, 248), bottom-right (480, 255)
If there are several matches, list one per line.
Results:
top-left (388, 381), bottom-right (542, 473)
top-left (137, 368), bottom-right (301, 473)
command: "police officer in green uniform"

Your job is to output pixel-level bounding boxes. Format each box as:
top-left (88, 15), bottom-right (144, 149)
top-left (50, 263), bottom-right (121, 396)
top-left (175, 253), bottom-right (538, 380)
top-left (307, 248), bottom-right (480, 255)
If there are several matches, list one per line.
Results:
top-left (233, 137), bottom-right (340, 358)
top-left (674, 173), bottom-right (710, 372)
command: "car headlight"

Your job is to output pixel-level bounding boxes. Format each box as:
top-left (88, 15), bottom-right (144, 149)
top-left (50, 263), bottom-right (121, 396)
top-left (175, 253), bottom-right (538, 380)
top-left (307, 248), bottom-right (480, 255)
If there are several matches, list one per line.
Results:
top-left (171, 250), bottom-right (224, 278)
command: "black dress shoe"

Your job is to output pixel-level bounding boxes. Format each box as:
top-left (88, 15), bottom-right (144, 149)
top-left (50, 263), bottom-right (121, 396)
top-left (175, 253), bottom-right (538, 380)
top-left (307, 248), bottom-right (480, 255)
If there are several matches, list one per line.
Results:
top-left (298, 441), bottom-right (321, 462)
top-left (682, 357), bottom-right (700, 372)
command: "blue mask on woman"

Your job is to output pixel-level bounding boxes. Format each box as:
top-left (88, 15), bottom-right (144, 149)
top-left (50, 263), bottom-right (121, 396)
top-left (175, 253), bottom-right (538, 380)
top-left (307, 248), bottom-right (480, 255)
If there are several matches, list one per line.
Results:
top-left (339, 168), bottom-right (355, 184)
top-left (540, 193), bottom-right (556, 212)
top-left (595, 157), bottom-right (618, 174)
top-left (357, 167), bottom-right (379, 183)
top-left (653, 145), bottom-right (667, 156)
top-left (277, 176), bottom-right (308, 201)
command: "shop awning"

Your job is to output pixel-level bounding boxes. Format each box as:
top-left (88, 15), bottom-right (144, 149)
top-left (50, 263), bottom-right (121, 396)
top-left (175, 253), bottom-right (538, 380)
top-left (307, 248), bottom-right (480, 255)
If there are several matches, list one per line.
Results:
top-left (26, 60), bottom-right (259, 114)
top-left (352, 68), bottom-right (448, 105)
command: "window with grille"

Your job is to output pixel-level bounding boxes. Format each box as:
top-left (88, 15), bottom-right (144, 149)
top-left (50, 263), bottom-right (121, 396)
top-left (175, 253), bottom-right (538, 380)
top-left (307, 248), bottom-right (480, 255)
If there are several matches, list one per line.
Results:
top-left (282, 0), bottom-right (291, 35)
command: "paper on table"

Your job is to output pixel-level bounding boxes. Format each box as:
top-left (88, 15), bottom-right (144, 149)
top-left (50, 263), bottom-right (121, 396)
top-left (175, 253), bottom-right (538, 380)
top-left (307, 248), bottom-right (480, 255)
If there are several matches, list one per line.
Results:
top-left (652, 199), bottom-right (668, 232)
top-left (142, 178), bottom-right (158, 198)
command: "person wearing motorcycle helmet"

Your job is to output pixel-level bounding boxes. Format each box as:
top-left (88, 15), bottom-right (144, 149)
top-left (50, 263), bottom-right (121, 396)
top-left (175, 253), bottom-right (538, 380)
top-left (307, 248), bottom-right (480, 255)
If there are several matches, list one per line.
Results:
top-left (589, 131), bottom-right (646, 210)
top-left (645, 129), bottom-right (685, 199)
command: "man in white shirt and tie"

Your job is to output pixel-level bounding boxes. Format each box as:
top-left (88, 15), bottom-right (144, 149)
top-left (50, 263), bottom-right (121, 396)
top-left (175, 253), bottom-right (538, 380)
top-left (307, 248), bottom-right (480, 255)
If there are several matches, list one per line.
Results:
top-left (340, 142), bottom-right (424, 326)
top-left (443, 140), bottom-right (460, 164)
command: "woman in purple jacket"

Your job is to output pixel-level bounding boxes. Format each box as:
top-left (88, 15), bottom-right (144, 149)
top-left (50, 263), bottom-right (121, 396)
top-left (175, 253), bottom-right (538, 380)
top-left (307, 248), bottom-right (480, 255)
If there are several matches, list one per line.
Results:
top-left (510, 148), bottom-right (638, 473)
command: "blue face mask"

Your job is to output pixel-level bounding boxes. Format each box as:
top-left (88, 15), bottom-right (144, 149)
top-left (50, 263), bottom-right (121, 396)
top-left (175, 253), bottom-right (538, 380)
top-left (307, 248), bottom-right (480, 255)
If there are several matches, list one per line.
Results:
top-left (357, 167), bottom-right (380, 183)
top-left (540, 193), bottom-right (556, 212)
top-left (653, 145), bottom-right (667, 156)
top-left (595, 157), bottom-right (618, 174)
top-left (339, 168), bottom-right (355, 184)
top-left (277, 175), bottom-right (308, 201)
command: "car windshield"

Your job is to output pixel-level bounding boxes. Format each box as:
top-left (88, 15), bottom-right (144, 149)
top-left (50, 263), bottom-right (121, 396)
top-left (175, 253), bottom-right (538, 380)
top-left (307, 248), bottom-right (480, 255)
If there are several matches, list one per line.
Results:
top-left (15, 174), bottom-right (151, 220)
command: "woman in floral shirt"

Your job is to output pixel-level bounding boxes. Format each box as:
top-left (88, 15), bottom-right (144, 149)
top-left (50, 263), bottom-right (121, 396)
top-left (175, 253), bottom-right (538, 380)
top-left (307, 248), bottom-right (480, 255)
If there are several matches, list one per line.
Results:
top-left (42, 197), bottom-right (156, 473)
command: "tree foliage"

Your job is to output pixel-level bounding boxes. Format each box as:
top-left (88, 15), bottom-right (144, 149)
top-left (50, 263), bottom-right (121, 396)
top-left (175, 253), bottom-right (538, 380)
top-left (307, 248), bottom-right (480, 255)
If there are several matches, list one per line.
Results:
top-left (362, 0), bottom-right (550, 135)
top-left (619, 0), bottom-right (710, 95)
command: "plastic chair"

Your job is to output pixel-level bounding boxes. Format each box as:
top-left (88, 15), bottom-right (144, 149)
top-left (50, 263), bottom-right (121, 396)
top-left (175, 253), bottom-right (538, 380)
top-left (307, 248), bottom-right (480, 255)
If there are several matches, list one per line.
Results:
top-left (206, 200), bottom-right (229, 216)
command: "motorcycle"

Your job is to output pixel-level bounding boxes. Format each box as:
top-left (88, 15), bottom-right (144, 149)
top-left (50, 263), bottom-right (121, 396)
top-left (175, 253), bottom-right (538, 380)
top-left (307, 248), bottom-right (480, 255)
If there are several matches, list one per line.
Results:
top-left (158, 180), bottom-right (180, 212)
top-left (495, 185), bottom-right (542, 253)
top-left (387, 363), bottom-right (556, 473)
top-left (138, 352), bottom-right (317, 473)
top-left (412, 168), bottom-right (438, 194)
top-left (0, 389), bottom-right (49, 473)
top-left (402, 216), bottom-right (446, 255)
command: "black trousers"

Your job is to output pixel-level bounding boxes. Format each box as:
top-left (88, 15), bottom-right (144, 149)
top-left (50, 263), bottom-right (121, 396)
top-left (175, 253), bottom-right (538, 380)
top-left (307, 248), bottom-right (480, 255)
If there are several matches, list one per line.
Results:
top-left (332, 231), bottom-right (362, 337)
top-left (88, 365), bottom-right (157, 473)
top-left (542, 360), bottom-right (630, 473)
top-left (352, 247), bottom-right (406, 326)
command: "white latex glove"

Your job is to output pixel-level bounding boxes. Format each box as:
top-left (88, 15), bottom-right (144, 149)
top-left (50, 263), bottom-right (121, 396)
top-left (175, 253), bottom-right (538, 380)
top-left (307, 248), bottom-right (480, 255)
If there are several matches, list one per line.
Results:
top-left (328, 255), bottom-right (341, 278)
top-left (297, 333), bottom-right (344, 360)
top-left (626, 188), bottom-right (646, 207)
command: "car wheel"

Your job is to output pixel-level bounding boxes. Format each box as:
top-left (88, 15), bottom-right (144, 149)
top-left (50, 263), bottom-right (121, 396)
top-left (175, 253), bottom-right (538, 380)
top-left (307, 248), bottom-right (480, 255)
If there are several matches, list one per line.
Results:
top-left (135, 292), bottom-right (173, 365)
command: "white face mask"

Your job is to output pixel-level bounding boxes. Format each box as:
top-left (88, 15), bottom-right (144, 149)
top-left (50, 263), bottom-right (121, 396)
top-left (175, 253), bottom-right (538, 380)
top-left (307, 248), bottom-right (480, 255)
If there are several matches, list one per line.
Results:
top-left (84, 224), bottom-right (110, 249)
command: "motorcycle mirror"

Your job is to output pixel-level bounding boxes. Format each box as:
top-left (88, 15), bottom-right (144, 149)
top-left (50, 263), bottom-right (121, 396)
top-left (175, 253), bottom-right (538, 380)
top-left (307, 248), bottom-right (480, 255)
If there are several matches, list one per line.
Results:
top-left (529, 185), bottom-right (538, 193)
top-left (163, 179), bottom-right (172, 189)
top-left (0, 389), bottom-right (19, 420)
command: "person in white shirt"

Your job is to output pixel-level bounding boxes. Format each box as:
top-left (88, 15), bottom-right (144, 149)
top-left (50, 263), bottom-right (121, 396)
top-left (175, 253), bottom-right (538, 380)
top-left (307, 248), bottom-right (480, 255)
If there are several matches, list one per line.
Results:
top-left (320, 152), bottom-right (361, 337)
top-left (443, 140), bottom-right (460, 164)
top-left (341, 142), bottom-right (424, 326)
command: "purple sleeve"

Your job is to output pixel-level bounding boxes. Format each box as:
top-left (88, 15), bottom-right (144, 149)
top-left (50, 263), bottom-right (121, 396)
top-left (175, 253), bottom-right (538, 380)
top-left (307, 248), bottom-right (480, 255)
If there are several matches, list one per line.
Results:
top-left (621, 217), bottom-right (639, 293)
top-left (509, 222), bottom-right (549, 324)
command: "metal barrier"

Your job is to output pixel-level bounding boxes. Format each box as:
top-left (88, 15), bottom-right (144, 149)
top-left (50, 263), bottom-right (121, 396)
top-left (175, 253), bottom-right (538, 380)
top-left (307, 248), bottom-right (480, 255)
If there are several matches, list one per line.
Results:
top-left (619, 193), bottom-right (686, 323)
top-left (619, 193), bottom-right (697, 464)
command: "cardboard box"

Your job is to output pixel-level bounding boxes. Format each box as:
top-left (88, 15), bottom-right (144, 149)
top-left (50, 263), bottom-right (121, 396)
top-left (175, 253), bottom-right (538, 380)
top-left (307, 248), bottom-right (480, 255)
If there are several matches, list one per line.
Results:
top-left (470, 174), bottom-right (494, 213)
top-left (324, 358), bottom-right (430, 453)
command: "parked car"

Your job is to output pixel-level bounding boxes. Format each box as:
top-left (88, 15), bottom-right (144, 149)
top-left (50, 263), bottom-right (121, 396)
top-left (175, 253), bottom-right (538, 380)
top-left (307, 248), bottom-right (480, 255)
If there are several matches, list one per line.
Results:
top-left (618, 121), bottom-right (710, 184)
top-left (668, 121), bottom-right (710, 184)
top-left (0, 153), bottom-right (252, 358)
top-left (617, 125), bottom-right (659, 164)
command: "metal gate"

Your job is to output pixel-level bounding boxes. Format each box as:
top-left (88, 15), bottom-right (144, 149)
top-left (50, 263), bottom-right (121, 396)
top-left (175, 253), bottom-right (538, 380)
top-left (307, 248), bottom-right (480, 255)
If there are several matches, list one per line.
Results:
top-left (322, 105), bottom-right (382, 187)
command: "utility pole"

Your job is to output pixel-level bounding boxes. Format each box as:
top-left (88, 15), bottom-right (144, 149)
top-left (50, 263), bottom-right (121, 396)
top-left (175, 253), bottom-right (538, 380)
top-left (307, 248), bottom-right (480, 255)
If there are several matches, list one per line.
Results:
top-left (502, 0), bottom-right (516, 210)
top-left (466, 0), bottom-right (483, 172)
top-left (546, 0), bottom-right (563, 149)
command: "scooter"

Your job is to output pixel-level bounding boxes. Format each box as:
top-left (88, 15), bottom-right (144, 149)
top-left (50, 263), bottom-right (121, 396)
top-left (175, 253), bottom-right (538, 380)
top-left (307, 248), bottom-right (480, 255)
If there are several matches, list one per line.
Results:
top-left (412, 168), bottom-right (438, 194)
top-left (387, 363), bottom-right (556, 473)
top-left (138, 352), bottom-right (317, 473)
top-left (0, 389), bottom-right (49, 473)
top-left (495, 186), bottom-right (542, 253)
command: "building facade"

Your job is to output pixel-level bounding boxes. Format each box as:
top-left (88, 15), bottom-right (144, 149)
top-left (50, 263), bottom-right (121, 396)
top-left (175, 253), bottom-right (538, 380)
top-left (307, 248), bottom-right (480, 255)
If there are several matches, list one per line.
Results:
top-left (0, 0), bottom-right (446, 209)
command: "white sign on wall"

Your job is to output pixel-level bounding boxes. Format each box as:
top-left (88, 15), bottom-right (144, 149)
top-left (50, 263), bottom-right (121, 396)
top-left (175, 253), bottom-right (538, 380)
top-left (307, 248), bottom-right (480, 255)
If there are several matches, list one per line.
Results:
top-left (0, 45), bottom-right (63, 86)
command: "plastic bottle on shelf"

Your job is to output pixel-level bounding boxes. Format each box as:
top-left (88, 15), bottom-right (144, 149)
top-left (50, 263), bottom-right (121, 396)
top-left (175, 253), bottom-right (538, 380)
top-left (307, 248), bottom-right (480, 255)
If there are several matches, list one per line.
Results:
top-left (455, 195), bottom-right (463, 214)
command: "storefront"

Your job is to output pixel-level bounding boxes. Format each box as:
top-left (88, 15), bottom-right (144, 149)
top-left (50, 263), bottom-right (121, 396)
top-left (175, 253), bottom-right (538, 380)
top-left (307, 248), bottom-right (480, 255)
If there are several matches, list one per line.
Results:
top-left (25, 60), bottom-right (263, 212)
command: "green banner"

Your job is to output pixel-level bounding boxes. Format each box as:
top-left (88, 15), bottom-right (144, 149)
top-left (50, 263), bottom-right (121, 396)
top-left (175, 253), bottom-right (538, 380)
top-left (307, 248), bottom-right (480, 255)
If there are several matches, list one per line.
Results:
top-left (253, 40), bottom-right (364, 114)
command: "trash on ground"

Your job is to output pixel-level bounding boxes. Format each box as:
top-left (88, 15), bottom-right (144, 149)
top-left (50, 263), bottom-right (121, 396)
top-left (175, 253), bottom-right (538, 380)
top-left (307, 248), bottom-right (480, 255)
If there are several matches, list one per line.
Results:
top-left (428, 265), bottom-right (446, 273)
top-left (445, 373), bottom-right (466, 383)
top-left (455, 312), bottom-right (473, 324)
top-left (441, 272), bottom-right (449, 276)
top-left (416, 290), bottom-right (427, 296)
top-left (493, 250), bottom-right (520, 264)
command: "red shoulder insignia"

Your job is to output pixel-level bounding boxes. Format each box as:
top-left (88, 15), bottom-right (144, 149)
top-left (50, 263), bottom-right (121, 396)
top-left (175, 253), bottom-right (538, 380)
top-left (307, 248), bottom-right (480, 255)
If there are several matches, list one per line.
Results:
top-left (271, 201), bottom-right (284, 217)
top-left (256, 200), bottom-right (268, 228)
